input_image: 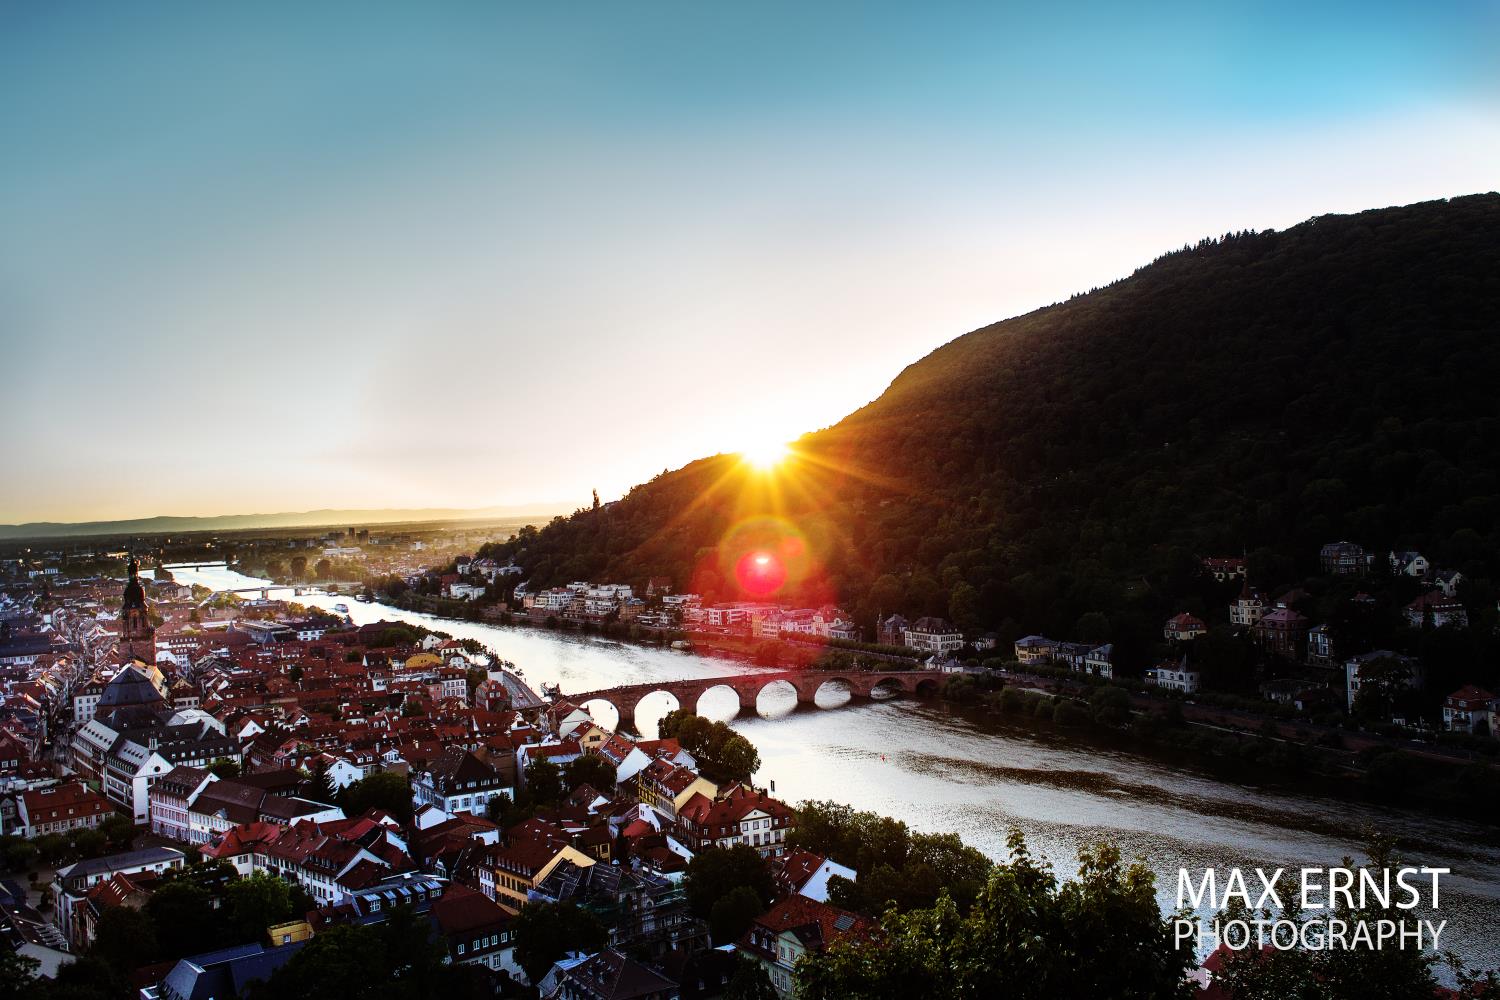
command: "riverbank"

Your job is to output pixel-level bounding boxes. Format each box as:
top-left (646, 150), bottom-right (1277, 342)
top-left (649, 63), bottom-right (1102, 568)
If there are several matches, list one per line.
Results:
top-left (369, 582), bottom-right (1500, 827)
top-left (166, 564), bottom-right (1500, 974)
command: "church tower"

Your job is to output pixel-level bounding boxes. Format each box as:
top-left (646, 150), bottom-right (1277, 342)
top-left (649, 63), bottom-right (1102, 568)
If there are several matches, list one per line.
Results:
top-left (120, 551), bottom-right (155, 661)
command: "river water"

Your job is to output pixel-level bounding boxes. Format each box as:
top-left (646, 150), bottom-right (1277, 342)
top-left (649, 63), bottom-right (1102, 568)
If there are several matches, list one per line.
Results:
top-left (170, 565), bottom-right (1500, 972)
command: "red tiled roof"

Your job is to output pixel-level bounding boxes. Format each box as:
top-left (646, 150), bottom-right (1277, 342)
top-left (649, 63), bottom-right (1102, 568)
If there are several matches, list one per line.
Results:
top-left (21, 782), bottom-right (113, 826)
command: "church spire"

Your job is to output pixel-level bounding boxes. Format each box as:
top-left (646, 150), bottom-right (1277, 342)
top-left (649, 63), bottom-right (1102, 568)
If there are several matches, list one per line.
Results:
top-left (120, 546), bottom-right (153, 660)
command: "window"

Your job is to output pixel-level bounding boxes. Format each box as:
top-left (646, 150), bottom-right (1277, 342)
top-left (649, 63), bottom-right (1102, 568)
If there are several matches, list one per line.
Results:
top-left (457, 944), bottom-right (465, 955)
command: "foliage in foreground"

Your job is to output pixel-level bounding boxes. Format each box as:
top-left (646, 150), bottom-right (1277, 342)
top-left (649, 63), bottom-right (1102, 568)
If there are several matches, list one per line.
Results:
top-left (788, 799), bottom-right (993, 914)
top-left (1209, 840), bottom-right (1500, 1000)
top-left (795, 830), bottom-right (1195, 1000)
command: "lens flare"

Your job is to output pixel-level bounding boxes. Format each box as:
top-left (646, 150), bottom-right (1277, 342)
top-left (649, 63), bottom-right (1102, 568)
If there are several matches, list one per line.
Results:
top-left (705, 515), bottom-right (820, 601)
top-left (736, 549), bottom-right (787, 596)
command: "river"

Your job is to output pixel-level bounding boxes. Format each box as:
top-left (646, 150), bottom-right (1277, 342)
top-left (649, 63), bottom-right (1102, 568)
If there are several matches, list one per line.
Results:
top-left (169, 565), bottom-right (1500, 973)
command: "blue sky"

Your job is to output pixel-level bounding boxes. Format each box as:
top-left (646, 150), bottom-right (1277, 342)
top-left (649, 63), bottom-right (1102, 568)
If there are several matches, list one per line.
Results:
top-left (2, 2), bottom-right (1497, 521)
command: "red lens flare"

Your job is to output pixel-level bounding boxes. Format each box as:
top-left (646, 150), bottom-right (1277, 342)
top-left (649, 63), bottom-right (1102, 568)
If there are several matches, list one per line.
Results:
top-left (735, 549), bottom-right (788, 597)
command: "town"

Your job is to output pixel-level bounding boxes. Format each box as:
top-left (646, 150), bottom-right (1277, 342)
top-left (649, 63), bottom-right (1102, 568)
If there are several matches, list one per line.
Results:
top-left (0, 547), bottom-right (879, 999)
top-left (0, 522), bottom-right (1496, 997)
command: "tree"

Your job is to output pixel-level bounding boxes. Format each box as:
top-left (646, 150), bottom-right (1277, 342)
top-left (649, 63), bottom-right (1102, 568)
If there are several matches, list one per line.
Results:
top-left (0, 949), bottom-right (39, 1000)
top-left (685, 845), bottom-right (775, 919)
top-left (947, 582), bottom-right (980, 631)
top-left (68, 827), bottom-right (106, 859)
top-left (1089, 685), bottom-right (1133, 727)
top-left (797, 831), bottom-right (1195, 999)
top-left (0, 838), bottom-right (36, 873)
top-left (99, 813), bottom-right (136, 852)
top-left (315, 558), bottom-right (333, 579)
top-left (37, 955), bottom-right (128, 1000)
top-left (1351, 655), bottom-right (1417, 724)
top-left (145, 880), bottom-right (225, 958)
top-left (712, 732), bottom-right (761, 783)
top-left (563, 753), bottom-right (616, 793)
top-left (710, 885), bottom-right (765, 945)
top-left (33, 833), bottom-right (71, 865)
top-left (513, 901), bottom-right (607, 984)
top-left (723, 955), bottom-right (778, 1000)
top-left (208, 758), bottom-right (242, 779)
top-left (90, 906), bottom-right (158, 973)
top-left (657, 711), bottom-right (760, 783)
top-left (250, 906), bottom-right (458, 1000)
top-left (226, 871), bottom-right (306, 943)
top-left (338, 770), bottom-right (413, 824)
top-left (524, 759), bottom-right (564, 806)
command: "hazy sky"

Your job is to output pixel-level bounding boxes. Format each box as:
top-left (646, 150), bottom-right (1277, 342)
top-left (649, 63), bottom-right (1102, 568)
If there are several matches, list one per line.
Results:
top-left (3, 2), bottom-right (1497, 523)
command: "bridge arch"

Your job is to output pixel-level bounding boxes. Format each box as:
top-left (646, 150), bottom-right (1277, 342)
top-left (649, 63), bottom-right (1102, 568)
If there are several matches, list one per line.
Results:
top-left (580, 697), bottom-right (622, 731)
top-left (695, 684), bottom-right (741, 722)
top-left (633, 689), bottom-right (681, 738)
top-left (913, 675), bottom-right (942, 697)
top-left (752, 678), bottom-right (799, 718)
top-left (810, 676), bottom-right (856, 707)
top-left (869, 676), bottom-right (908, 700)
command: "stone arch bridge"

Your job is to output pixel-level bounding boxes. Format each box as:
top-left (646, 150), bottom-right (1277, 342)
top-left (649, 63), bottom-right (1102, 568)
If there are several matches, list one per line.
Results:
top-left (565, 669), bottom-right (946, 730)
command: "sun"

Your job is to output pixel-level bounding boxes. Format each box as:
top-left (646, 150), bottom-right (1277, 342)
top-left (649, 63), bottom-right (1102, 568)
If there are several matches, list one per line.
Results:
top-left (739, 438), bottom-right (791, 471)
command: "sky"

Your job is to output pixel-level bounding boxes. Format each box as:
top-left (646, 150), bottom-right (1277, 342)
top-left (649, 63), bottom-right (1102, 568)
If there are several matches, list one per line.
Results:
top-left (2, 2), bottom-right (1498, 523)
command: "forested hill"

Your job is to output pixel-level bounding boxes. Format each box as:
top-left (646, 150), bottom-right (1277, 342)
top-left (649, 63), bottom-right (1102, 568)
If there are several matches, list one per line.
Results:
top-left (485, 194), bottom-right (1500, 656)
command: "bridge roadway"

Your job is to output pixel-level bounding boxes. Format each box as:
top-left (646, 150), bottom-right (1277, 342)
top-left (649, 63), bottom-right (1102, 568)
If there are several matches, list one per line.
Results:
top-left (564, 668), bottom-right (946, 726)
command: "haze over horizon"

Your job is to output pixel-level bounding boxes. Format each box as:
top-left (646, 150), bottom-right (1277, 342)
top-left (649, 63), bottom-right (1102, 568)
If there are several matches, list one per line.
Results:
top-left (4, 2), bottom-right (1498, 523)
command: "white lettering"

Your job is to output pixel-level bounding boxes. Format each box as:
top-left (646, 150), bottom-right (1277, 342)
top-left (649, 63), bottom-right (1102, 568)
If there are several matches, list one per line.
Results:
top-left (1300, 867), bottom-right (1324, 910)
top-left (1179, 868), bottom-right (1217, 909)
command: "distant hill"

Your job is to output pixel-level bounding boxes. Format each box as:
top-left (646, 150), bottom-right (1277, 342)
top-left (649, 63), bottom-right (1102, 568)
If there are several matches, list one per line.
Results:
top-left (481, 194), bottom-right (1500, 667)
top-left (0, 505), bottom-right (568, 541)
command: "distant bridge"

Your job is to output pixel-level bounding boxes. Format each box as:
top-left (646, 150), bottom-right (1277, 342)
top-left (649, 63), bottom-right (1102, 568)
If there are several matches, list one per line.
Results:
top-left (565, 669), bottom-right (945, 729)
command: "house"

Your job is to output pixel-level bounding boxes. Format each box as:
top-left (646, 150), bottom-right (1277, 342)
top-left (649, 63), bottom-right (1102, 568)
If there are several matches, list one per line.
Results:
top-left (448, 582), bottom-right (487, 601)
top-left (1229, 583), bottom-right (1265, 628)
top-left (635, 759), bottom-right (716, 821)
top-left (1432, 569), bottom-right (1464, 598)
top-left (1306, 624), bottom-right (1335, 666)
top-left (431, 884), bottom-right (521, 981)
top-left (1405, 592), bottom-right (1468, 629)
top-left (156, 940), bottom-right (306, 1000)
top-left (875, 615), bottom-right (909, 648)
top-left (1082, 644), bottom-right (1114, 679)
top-left (902, 617), bottom-right (964, 654)
top-left (480, 833), bottom-right (596, 912)
top-left (1443, 686), bottom-right (1496, 734)
top-left (147, 766), bottom-right (217, 841)
top-left (1146, 657), bottom-right (1199, 695)
top-left (411, 747), bottom-right (514, 816)
top-left (772, 850), bottom-right (857, 903)
top-left (1202, 557), bottom-right (1247, 582)
top-left (1319, 541), bottom-right (1369, 576)
top-left (676, 785), bottom-right (795, 858)
top-left (738, 895), bottom-right (873, 998)
top-left (1013, 635), bottom-right (1057, 665)
top-left (1389, 551), bottom-right (1430, 577)
top-left (203, 812), bottom-right (414, 904)
top-left (1253, 605), bottom-right (1310, 659)
top-left (1163, 613), bottom-right (1206, 642)
top-left (549, 948), bottom-right (679, 1000)
top-left (590, 733), bottom-right (652, 786)
top-left (16, 782), bottom-right (114, 838)
top-left (53, 846), bottom-right (186, 948)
